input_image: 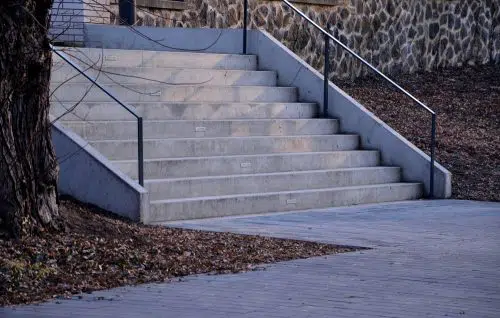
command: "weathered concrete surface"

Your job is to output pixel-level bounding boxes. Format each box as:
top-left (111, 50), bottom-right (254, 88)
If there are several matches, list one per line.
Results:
top-left (51, 119), bottom-right (149, 222)
top-left (51, 84), bottom-right (297, 103)
top-left (144, 166), bottom-right (401, 200)
top-left (84, 24), bottom-right (247, 54)
top-left (2, 200), bottom-right (499, 317)
top-left (51, 66), bottom-right (277, 86)
top-left (60, 119), bottom-right (339, 140)
top-left (89, 134), bottom-right (360, 160)
top-left (50, 102), bottom-right (319, 121)
top-left (52, 47), bottom-right (257, 70)
top-left (148, 183), bottom-right (422, 222)
top-left (113, 150), bottom-right (381, 179)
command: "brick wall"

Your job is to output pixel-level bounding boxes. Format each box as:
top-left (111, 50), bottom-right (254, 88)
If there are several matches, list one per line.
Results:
top-left (49, 0), bottom-right (110, 45)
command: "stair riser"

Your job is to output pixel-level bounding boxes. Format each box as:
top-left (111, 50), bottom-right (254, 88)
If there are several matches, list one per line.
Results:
top-left (62, 119), bottom-right (339, 139)
top-left (52, 49), bottom-right (257, 70)
top-left (50, 84), bottom-right (297, 103)
top-left (91, 135), bottom-right (359, 160)
top-left (114, 151), bottom-right (380, 179)
top-left (146, 168), bottom-right (401, 200)
top-left (149, 184), bottom-right (423, 222)
top-left (51, 103), bottom-right (317, 121)
top-left (51, 67), bottom-right (277, 86)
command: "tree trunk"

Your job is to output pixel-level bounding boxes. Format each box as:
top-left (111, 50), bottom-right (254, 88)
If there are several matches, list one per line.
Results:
top-left (0, 0), bottom-right (62, 238)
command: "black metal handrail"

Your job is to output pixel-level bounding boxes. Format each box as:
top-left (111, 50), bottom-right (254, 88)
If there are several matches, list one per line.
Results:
top-left (241, 0), bottom-right (436, 197)
top-left (50, 45), bottom-right (144, 186)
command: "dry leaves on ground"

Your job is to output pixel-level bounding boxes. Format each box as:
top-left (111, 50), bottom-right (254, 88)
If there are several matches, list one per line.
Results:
top-left (0, 198), bottom-right (359, 306)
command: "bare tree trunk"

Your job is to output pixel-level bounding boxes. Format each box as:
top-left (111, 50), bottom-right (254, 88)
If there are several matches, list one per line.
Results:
top-left (0, 0), bottom-right (62, 238)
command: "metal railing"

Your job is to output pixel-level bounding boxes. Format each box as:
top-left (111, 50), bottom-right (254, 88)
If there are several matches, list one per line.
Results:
top-left (241, 0), bottom-right (436, 198)
top-left (50, 45), bottom-right (145, 186)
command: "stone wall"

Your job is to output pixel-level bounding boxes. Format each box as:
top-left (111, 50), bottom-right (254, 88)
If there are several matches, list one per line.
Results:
top-left (108, 0), bottom-right (500, 79)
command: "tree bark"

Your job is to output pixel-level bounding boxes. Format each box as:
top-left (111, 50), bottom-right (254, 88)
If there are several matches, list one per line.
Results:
top-left (0, 0), bottom-right (62, 238)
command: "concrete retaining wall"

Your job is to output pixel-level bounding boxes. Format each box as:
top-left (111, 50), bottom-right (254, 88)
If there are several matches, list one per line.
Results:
top-left (83, 23), bottom-right (245, 53)
top-left (52, 119), bottom-right (149, 221)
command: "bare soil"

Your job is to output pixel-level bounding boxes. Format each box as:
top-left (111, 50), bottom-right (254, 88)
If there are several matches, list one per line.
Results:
top-left (336, 63), bottom-right (500, 202)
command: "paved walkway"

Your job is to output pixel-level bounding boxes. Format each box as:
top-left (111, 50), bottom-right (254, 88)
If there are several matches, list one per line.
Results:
top-left (2, 200), bottom-right (500, 317)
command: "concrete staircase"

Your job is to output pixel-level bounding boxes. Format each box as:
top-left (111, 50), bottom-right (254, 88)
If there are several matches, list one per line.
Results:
top-left (50, 48), bottom-right (422, 222)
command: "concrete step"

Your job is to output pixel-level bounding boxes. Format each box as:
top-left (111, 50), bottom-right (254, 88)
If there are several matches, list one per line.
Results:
top-left (90, 135), bottom-right (359, 160)
top-left (61, 119), bottom-right (339, 139)
top-left (50, 84), bottom-right (297, 103)
top-left (145, 167), bottom-right (401, 200)
top-left (51, 66), bottom-right (277, 86)
top-left (51, 102), bottom-right (318, 121)
top-left (148, 183), bottom-right (423, 222)
top-left (52, 47), bottom-right (257, 70)
top-left (113, 151), bottom-right (380, 179)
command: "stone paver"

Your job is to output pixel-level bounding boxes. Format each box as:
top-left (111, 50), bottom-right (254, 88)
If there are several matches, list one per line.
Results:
top-left (1, 200), bottom-right (499, 317)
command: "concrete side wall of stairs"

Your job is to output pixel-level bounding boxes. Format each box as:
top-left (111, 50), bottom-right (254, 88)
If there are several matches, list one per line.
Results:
top-left (248, 31), bottom-right (452, 198)
top-left (52, 119), bottom-right (149, 221)
top-left (82, 24), bottom-right (452, 198)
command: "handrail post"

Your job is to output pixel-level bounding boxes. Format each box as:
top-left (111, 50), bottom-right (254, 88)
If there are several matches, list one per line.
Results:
top-left (137, 117), bottom-right (144, 187)
top-left (323, 23), bottom-right (330, 118)
top-left (430, 113), bottom-right (436, 198)
top-left (243, 0), bottom-right (248, 54)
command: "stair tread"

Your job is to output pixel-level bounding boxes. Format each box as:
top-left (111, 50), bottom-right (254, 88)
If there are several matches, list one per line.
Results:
top-left (53, 47), bottom-right (256, 58)
top-left (150, 183), bottom-right (422, 204)
top-left (89, 134), bottom-right (357, 142)
top-left (111, 150), bottom-right (378, 163)
top-left (61, 118), bottom-right (337, 124)
top-left (52, 48), bottom-right (257, 70)
top-left (53, 83), bottom-right (296, 89)
top-left (143, 166), bottom-right (399, 182)
top-left (51, 101), bottom-right (318, 121)
top-left (52, 65), bottom-right (271, 71)
top-left (54, 101), bottom-right (316, 105)
top-left (51, 66), bottom-right (275, 73)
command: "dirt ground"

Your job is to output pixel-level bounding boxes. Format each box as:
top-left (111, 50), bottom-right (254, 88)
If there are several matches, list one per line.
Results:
top-left (336, 63), bottom-right (500, 202)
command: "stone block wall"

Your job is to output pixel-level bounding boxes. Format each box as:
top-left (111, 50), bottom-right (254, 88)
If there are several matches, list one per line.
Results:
top-left (56, 0), bottom-right (500, 78)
